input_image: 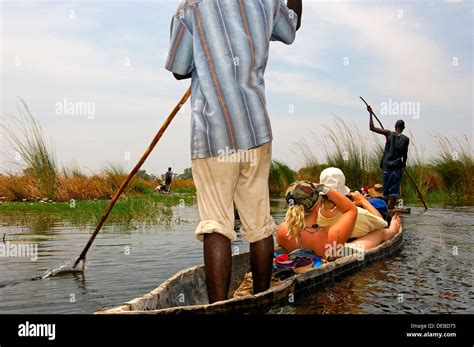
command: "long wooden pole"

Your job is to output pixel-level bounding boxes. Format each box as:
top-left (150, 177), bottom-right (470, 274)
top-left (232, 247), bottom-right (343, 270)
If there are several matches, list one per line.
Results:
top-left (360, 96), bottom-right (428, 210)
top-left (73, 86), bottom-right (192, 270)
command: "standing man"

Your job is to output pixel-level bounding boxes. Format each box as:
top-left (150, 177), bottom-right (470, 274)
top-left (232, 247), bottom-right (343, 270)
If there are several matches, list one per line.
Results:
top-left (368, 105), bottom-right (410, 211)
top-left (165, 167), bottom-right (173, 192)
top-left (165, 0), bottom-right (302, 303)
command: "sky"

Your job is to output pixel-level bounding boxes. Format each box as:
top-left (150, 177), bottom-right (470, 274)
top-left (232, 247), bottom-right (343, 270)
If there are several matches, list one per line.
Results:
top-left (1, 0), bottom-right (472, 176)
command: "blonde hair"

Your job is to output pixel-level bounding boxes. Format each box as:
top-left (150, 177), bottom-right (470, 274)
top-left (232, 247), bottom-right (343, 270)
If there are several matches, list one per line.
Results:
top-left (284, 204), bottom-right (307, 242)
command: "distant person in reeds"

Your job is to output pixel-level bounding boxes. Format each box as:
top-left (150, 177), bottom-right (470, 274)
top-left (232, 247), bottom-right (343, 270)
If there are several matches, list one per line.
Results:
top-left (165, 167), bottom-right (173, 193)
top-left (368, 105), bottom-right (410, 210)
top-left (154, 181), bottom-right (168, 194)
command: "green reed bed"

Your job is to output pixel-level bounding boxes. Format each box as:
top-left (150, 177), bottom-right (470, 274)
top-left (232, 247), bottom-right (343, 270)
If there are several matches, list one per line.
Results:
top-left (269, 160), bottom-right (296, 195)
top-left (293, 118), bottom-right (473, 205)
top-left (0, 191), bottom-right (196, 227)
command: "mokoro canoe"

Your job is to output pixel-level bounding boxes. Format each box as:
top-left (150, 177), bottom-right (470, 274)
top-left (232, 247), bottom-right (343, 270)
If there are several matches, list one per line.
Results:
top-left (391, 207), bottom-right (411, 214)
top-left (96, 226), bottom-right (403, 315)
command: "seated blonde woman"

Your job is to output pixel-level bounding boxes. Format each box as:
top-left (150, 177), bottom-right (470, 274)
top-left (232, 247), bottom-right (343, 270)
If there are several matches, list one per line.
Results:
top-left (276, 181), bottom-right (401, 259)
top-left (318, 167), bottom-right (388, 239)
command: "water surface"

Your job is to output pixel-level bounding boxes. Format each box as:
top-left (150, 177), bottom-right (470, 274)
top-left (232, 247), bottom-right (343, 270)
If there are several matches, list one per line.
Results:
top-left (0, 200), bottom-right (472, 314)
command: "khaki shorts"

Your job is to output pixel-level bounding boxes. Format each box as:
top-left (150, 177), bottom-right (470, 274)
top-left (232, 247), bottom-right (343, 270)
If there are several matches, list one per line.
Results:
top-left (192, 141), bottom-right (276, 243)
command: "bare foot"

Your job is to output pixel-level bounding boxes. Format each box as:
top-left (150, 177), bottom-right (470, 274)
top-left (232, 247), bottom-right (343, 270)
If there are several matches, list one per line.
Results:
top-left (385, 214), bottom-right (401, 240)
top-left (391, 214), bottom-right (401, 230)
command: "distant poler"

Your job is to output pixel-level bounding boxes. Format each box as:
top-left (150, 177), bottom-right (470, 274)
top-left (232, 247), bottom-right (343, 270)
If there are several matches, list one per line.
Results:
top-left (368, 105), bottom-right (410, 211)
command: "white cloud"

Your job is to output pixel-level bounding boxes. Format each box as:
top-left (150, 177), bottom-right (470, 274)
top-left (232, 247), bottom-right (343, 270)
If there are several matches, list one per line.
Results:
top-left (307, 2), bottom-right (471, 107)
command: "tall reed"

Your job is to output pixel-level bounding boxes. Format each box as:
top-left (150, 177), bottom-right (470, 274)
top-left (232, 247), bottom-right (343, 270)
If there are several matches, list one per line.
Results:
top-left (269, 160), bottom-right (296, 195)
top-left (1, 99), bottom-right (57, 198)
top-left (432, 134), bottom-right (473, 201)
top-left (294, 117), bottom-right (384, 189)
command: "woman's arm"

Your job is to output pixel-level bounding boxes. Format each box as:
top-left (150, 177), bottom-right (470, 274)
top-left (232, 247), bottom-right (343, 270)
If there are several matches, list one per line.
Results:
top-left (350, 191), bottom-right (382, 218)
top-left (325, 189), bottom-right (357, 244)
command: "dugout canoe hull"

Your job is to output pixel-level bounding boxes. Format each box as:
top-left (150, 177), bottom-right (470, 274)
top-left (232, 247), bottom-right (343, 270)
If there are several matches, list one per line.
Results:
top-left (391, 207), bottom-right (411, 214)
top-left (96, 227), bottom-right (403, 315)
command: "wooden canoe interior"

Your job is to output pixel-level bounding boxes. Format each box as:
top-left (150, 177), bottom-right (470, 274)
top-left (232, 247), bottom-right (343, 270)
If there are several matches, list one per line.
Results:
top-left (96, 227), bottom-right (403, 314)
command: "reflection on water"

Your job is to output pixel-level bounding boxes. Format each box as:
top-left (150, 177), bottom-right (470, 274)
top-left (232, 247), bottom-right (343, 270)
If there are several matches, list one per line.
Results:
top-left (0, 203), bottom-right (176, 234)
top-left (0, 199), bottom-right (472, 314)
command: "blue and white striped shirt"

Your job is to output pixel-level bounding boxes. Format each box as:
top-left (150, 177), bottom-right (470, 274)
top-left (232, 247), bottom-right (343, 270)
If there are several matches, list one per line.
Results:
top-left (165, 0), bottom-right (298, 159)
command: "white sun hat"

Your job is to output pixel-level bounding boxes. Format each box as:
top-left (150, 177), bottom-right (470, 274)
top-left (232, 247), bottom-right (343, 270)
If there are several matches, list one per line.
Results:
top-left (319, 167), bottom-right (351, 196)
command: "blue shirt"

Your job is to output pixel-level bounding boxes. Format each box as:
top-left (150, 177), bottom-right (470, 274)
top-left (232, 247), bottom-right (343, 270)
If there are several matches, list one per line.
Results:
top-left (165, 0), bottom-right (298, 159)
top-left (368, 197), bottom-right (389, 213)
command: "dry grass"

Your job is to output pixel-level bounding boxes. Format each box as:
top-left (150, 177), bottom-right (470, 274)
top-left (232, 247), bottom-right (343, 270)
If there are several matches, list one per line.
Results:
top-left (0, 174), bottom-right (41, 201)
top-left (0, 172), bottom-right (196, 202)
top-left (55, 176), bottom-right (107, 201)
top-left (170, 178), bottom-right (195, 189)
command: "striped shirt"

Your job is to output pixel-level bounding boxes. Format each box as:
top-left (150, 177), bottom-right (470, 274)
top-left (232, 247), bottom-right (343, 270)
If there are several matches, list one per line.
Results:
top-left (165, 0), bottom-right (298, 159)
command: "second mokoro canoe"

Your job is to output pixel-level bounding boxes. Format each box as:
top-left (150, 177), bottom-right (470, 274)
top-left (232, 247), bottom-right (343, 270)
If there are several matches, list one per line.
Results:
top-left (97, 226), bottom-right (403, 314)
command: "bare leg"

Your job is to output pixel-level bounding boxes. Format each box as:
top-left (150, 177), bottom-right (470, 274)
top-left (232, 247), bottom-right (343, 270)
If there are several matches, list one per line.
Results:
top-left (352, 215), bottom-right (401, 250)
top-left (250, 235), bottom-right (274, 294)
top-left (203, 233), bottom-right (232, 303)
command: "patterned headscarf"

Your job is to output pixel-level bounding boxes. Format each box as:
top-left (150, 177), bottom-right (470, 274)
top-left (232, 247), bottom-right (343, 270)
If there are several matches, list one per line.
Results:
top-left (285, 181), bottom-right (321, 213)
